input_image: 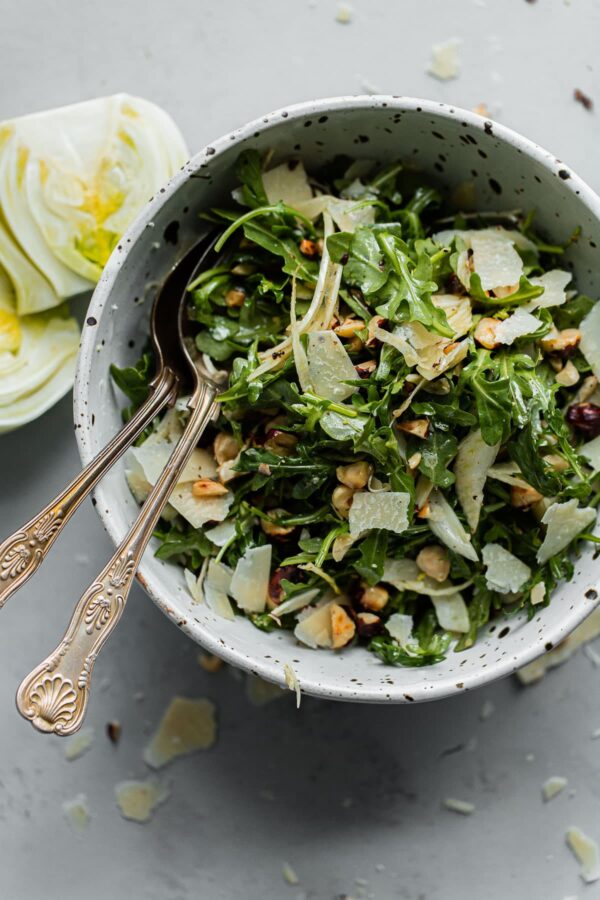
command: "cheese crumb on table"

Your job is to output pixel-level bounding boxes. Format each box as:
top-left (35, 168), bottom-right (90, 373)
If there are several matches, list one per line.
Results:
top-left (566, 826), bottom-right (600, 883)
top-left (443, 797), bottom-right (475, 815)
top-left (115, 779), bottom-right (169, 824)
top-left (62, 793), bottom-right (90, 830)
top-left (428, 39), bottom-right (461, 80)
top-left (64, 727), bottom-right (94, 761)
top-left (542, 776), bottom-right (568, 801)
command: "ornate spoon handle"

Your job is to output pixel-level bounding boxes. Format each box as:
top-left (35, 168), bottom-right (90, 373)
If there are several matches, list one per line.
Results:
top-left (16, 383), bottom-right (217, 735)
top-left (0, 369), bottom-right (178, 609)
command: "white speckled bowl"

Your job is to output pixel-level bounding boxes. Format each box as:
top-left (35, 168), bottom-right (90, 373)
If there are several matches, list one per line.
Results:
top-left (74, 96), bottom-right (600, 703)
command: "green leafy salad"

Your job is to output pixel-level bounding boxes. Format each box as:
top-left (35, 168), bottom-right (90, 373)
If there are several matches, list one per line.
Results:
top-left (112, 151), bottom-right (600, 667)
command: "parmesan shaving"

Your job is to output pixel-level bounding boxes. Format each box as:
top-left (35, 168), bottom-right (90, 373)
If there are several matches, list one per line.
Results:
top-left (271, 588), bottom-right (320, 619)
top-left (542, 776), bottom-right (568, 801)
top-left (306, 330), bottom-right (358, 402)
top-left (115, 779), bottom-right (169, 824)
top-left (431, 592), bottom-right (470, 633)
top-left (579, 300), bottom-right (600, 380)
top-left (348, 491), bottom-right (410, 536)
top-left (482, 543), bottom-right (531, 594)
top-left (262, 160), bottom-right (313, 209)
top-left (62, 793), bottom-right (90, 830)
top-left (283, 663), bottom-right (301, 708)
top-left (64, 726), bottom-right (94, 761)
top-left (204, 560), bottom-right (235, 620)
top-left (385, 613), bottom-right (414, 649)
top-left (204, 519), bottom-right (236, 547)
top-left (294, 601), bottom-right (335, 648)
top-left (443, 797), bottom-right (475, 815)
top-left (580, 435), bottom-right (600, 472)
top-left (382, 558), bottom-right (471, 597)
top-left (230, 545), bottom-right (272, 613)
top-left (524, 269), bottom-right (571, 310)
top-left (428, 39), bottom-right (461, 81)
top-left (143, 697), bottom-right (217, 768)
top-left (536, 500), bottom-right (596, 564)
top-left (566, 826), bottom-right (600, 883)
top-left (494, 308), bottom-right (541, 345)
top-left (470, 230), bottom-right (524, 291)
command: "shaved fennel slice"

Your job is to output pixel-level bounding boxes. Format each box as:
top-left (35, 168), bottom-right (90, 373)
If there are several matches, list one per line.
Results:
top-left (373, 326), bottom-right (419, 367)
top-left (536, 500), bottom-right (596, 564)
top-left (482, 543), bottom-right (531, 593)
top-left (0, 213), bottom-right (58, 315)
top-left (349, 491), bottom-right (410, 536)
top-left (204, 560), bottom-right (235, 620)
top-left (306, 330), bottom-right (357, 402)
top-left (0, 313), bottom-right (79, 406)
top-left (262, 160), bottom-right (313, 208)
top-left (382, 558), bottom-right (471, 597)
top-left (312, 256), bottom-right (343, 331)
top-left (431, 294), bottom-right (472, 337)
top-left (580, 301), bottom-right (600, 380)
top-left (427, 489), bottom-right (478, 561)
top-left (524, 269), bottom-right (571, 311)
top-left (385, 613), bottom-right (414, 649)
top-left (0, 350), bottom-right (77, 434)
top-left (431, 592), bottom-right (470, 633)
top-left (249, 212), bottom-right (336, 381)
top-left (417, 339), bottom-right (468, 381)
top-left (290, 277), bottom-right (311, 392)
top-left (204, 519), bottom-right (236, 547)
top-left (454, 429), bottom-right (499, 531)
top-left (494, 309), bottom-right (541, 345)
top-left (230, 545), bottom-right (271, 613)
top-left (580, 436), bottom-right (600, 472)
top-left (271, 588), bottom-right (320, 619)
top-left (294, 601), bottom-right (335, 648)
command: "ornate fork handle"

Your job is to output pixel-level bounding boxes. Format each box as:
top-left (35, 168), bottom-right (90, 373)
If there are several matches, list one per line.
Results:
top-left (0, 369), bottom-right (178, 609)
top-left (17, 383), bottom-right (217, 735)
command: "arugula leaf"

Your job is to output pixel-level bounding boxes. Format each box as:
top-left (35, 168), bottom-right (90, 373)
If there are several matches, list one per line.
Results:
top-left (235, 149), bottom-right (269, 208)
top-left (418, 432), bottom-right (458, 488)
top-left (341, 226), bottom-right (389, 294)
top-left (353, 529), bottom-right (388, 585)
top-left (110, 352), bottom-right (153, 407)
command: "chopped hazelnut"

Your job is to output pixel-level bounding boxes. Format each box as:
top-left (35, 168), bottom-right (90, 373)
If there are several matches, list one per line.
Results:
top-left (407, 452), bottom-right (422, 470)
top-left (336, 461), bottom-right (372, 490)
top-left (355, 359), bottom-right (377, 378)
top-left (299, 238), bottom-right (318, 257)
top-left (555, 359), bottom-right (580, 387)
top-left (330, 603), bottom-right (356, 648)
top-left (510, 483), bottom-right (544, 508)
top-left (106, 721), bottom-right (122, 744)
top-left (575, 375), bottom-right (598, 403)
top-left (225, 288), bottom-right (245, 308)
top-left (397, 418), bottom-right (430, 439)
top-left (474, 317), bottom-right (501, 350)
top-left (540, 327), bottom-right (581, 355)
top-left (230, 262), bottom-right (256, 276)
top-left (360, 584), bottom-right (389, 612)
top-left (416, 545), bottom-right (451, 582)
top-left (334, 317), bottom-right (365, 339)
top-left (544, 454), bottom-right (569, 472)
top-left (332, 484), bottom-right (355, 518)
top-left (261, 509), bottom-right (295, 538)
top-left (192, 479), bottom-right (229, 498)
top-left (213, 432), bottom-right (240, 465)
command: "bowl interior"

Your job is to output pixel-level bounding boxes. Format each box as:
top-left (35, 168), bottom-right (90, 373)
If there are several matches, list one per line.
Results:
top-left (75, 97), bottom-right (600, 702)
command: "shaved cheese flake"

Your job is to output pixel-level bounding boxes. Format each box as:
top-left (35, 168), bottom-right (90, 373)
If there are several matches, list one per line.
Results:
top-left (494, 308), bottom-right (541, 345)
top-left (444, 797), bottom-right (475, 815)
top-left (230, 545), bottom-right (271, 613)
top-left (204, 560), bottom-right (235, 620)
top-left (581, 436), bottom-right (600, 472)
top-left (296, 194), bottom-right (375, 233)
top-left (517, 607), bottom-right (600, 684)
top-left (431, 592), bottom-right (470, 633)
top-left (455, 429), bottom-right (499, 531)
top-left (482, 543), bottom-right (531, 594)
top-left (530, 582), bottom-right (546, 606)
top-left (168, 482), bottom-right (233, 530)
top-left (64, 727), bottom-right (94, 761)
top-left (566, 826), bottom-right (600, 883)
top-left (417, 338), bottom-right (468, 381)
top-left (536, 500), bottom-right (596, 564)
top-left (385, 613), bottom-right (414, 649)
top-left (306, 330), bottom-right (358, 402)
top-left (332, 530), bottom-right (362, 561)
top-left (349, 491), bottom-right (410, 536)
top-left (282, 862), bottom-right (300, 885)
top-left (428, 39), bottom-right (461, 81)
top-left (580, 301), bottom-right (600, 379)
top-left (204, 519), bottom-right (236, 547)
top-left (294, 601), bottom-right (335, 648)
top-left (115, 779), bottom-right (169, 824)
top-left (283, 663), bottom-right (301, 708)
top-left (542, 776), bottom-right (568, 801)
top-left (427, 489), bottom-right (478, 561)
top-left (262, 160), bottom-right (313, 208)
top-left (525, 269), bottom-right (571, 310)
top-left (143, 696), bottom-right (217, 768)
top-left (184, 567), bottom-right (204, 604)
top-left (470, 230), bottom-right (523, 291)
top-left (271, 588), bottom-right (320, 619)
top-left (62, 793), bottom-right (90, 830)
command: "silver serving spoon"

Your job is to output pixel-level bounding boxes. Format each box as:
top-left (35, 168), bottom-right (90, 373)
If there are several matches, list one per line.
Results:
top-left (0, 233), bottom-right (217, 609)
top-left (16, 241), bottom-right (227, 735)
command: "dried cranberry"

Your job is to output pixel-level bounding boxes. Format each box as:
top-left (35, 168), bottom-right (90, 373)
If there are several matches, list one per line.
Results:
top-left (355, 612), bottom-right (383, 638)
top-left (566, 402), bottom-right (600, 438)
top-left (268, 565), bottom-right (302, 604)
top-left (446, 273), bottom-right (465, 295)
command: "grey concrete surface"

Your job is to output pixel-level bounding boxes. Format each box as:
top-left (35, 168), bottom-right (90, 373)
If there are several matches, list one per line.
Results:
top-left (1, 1), bottom-right (600, 898)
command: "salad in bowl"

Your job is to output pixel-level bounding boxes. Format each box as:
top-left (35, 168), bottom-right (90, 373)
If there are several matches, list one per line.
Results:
top-left (111, 150), bottom-right (600, 668)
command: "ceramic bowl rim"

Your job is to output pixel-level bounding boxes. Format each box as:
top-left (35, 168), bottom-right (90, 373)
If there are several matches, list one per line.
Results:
top-left (74, 95), bottom-right (600, 702)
